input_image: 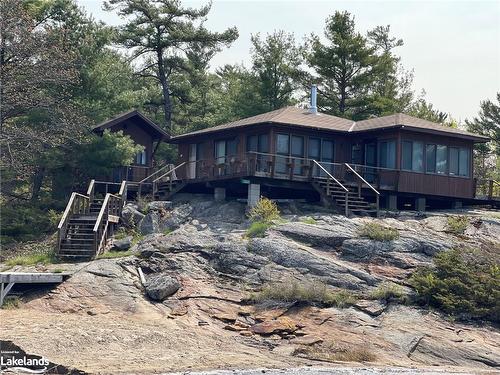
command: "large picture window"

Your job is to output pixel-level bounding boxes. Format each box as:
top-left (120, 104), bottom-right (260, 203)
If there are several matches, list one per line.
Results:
top-left (425, 144), bottom-right (447, 174)
top-left (378, 140), bottom-right (396, 169)
top-left (402, 141), bottom-right (424, 172)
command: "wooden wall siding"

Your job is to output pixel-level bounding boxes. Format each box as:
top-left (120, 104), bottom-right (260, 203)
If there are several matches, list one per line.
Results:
top-left (397, 172), bottom-right (474, 199)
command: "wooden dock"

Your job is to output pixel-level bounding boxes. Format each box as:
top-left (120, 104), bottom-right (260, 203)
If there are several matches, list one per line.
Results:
top-left (0, 272), bottom-right (69, 306)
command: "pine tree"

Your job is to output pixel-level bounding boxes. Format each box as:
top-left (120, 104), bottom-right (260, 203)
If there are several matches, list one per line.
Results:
top-left (105, 0), bottom-right (238, 130)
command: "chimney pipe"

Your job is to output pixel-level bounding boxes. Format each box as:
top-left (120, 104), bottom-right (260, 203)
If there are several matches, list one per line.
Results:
top-left (310, 85), bottom-right (317, 114)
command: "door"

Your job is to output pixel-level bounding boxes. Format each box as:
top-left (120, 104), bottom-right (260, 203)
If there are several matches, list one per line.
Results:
top-left (188, 143), bottom-right (197, 179)
top-left (364, 142), bottom-right (377, 182)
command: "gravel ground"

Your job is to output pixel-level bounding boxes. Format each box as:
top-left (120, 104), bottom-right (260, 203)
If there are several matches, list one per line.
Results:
top-left (164, 367), bottom-right (477, 375)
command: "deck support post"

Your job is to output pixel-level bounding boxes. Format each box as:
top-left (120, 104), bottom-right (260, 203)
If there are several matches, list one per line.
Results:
top-left (214, 187), bottom-right (226, 202)
top-left (247, 183), bottom-right (261, 207)
top-left (388, 195), bottom-right (398, 211)
top-left (415, 197), bottom-right (426, 212)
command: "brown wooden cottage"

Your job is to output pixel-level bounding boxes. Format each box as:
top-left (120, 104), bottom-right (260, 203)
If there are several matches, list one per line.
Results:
top-left (166, 106), bottom-right (493, 212)
top-left (56, 95), bottom-right (498, 260)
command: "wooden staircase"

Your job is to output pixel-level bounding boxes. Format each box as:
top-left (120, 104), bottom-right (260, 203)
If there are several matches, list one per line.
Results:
top-left (311, 161), bottom-right (380, 216)
top-left (56, 180), bottom-right (127, 261)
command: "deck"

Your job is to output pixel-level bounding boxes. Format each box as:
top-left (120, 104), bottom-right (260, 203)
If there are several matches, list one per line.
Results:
top-left (0, 272), bottom-right (70, 306)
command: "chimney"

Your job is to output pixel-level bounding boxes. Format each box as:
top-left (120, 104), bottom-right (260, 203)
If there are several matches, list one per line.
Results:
top-left (310, 85), bottom-right (318, 114)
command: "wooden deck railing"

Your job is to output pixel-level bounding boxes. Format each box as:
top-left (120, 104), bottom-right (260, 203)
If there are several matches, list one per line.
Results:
top-left (92, 180), bottom-right (127, 256)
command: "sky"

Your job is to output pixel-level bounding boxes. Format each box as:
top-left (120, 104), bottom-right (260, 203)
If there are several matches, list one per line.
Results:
top-left (76, 0), bottom-right (500, 122)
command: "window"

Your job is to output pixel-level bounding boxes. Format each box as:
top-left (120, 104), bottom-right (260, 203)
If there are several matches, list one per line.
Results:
top-left (402, 141), bottom-right (424, 172)
top-left (449, 147), bottom-right (470, 177)
top-left (426, 144), bottom-right (447, 174)
top-left (276, 134), bottom-right (290, 154)
top-left (135, 149), bottom-right (146, 165)
top-left (351, 144), bottom-right (362, 164)
top-left (378, 140), bottom-right (396, 169)
top-left (426, 144), bottom-right (436, 173)
top-left (459, 148), bottom-right (469, 176)
top-left (449, 147), bottom-right (459, 175)
top-left (436, 145), bottom-right (447, 174)
top-left (215, 138), bottom-right (237, 164)
top-left (308, 138), bottom-right (321, 160)
top-left (291, 136), bottom-right (304, 175)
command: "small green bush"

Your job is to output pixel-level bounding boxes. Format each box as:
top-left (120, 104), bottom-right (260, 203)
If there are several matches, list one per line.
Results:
top-left (246, 221), bottom-right (272, 238)
top-left (358, 222), bottom-right (399, 241)
top-left (250, 280), bottom-right (358, 308)
top-left (248, 197), bottom-right (280, 223)
top-left (446, 215), bottom-right (469, 235)
top-left (370, 282), bottom-right (406, 302)
top-left (5, 252), bottom-right (57, 267)
top-left (409, 247), bottom-right (499, 322)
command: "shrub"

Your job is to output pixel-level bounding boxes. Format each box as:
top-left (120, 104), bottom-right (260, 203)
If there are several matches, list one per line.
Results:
top-left (248, 197), bottom-right (280, 223)
top-left (446, 215), bottom-right (469, 235)
top-left (370, 282), bottom-right (406, 302)
top-left (294, 341), bottom-right (376, 363)
top-left (409, 247), bottom-right (500, 322)
top-left (246, 221), bottom-right (272, 238)
top-left (249, 279), bottom-right (358, 308)
top-left (358, 222), bottom-right (399, 241)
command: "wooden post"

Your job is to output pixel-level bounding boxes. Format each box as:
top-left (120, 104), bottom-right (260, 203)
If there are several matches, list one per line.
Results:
top-left (488, 179), bottom-right (493, 200)
top-left (376, 194), bottom-right (380, 217)
top-left (345, 191), bottom-right (349, 216)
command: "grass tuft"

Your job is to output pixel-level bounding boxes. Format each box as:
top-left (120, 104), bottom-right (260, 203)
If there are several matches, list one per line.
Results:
top-left (300, 217), bottom-right (317, 225)
top-left (1, 296), bottom-right (22, 309)
top-left (246, 221), bottom-right (272, 238)
top-left (249, 279), bottom-right (358, 308)
top-left (97, 250), bottom-right (134, 259)
top-left (5, 252), bottom-right (57, 267)
top-left (369, 281), bottom-right (406, 302)
top-left (358, 222), bottom-right (399, 241)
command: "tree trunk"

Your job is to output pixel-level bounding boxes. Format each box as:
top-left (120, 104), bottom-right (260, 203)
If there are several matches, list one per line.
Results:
top-left (156, 48), bottom-right (172, 130)
top-left (31, 166), bottom-right (45, 202)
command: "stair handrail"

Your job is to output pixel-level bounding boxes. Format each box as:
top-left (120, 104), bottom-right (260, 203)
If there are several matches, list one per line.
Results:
top-left (312, 160), bottom-right (348, 192)
top-left (345, 163), bottom-right (380, 216)
top-left (137, 164), bottom-right (173, 184)
top-left (312, 160), bottom-right (349, 216)
top-left (57, 192), bottom-right (90, 253)
top-left (152, 161), bottom-right (186, 183)
top-left (86, 179), bottom-right (95, 202)
top-left (92, 180), bottom-right (127, 256)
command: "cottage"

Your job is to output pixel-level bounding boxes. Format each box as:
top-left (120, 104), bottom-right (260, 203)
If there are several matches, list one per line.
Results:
top-left (56, 90), bottom-right (498, 260)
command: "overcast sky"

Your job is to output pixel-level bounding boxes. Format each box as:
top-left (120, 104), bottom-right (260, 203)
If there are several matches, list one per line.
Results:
top-left (76, 0), bottom-right (500, 122)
